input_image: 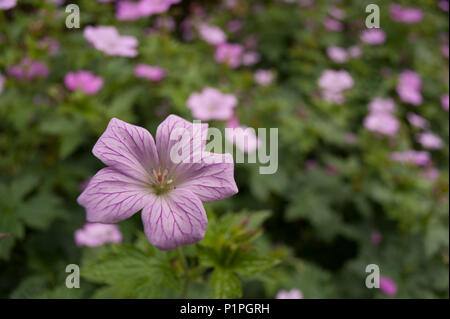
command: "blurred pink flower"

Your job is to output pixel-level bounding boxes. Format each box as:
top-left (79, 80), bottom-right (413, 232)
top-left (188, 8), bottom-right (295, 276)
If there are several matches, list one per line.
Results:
top-left (198, 23), bottom-right (226, 45)
top-left (348, 45), bottom-right (362, 58)
top-left (84, 26), bottom-right (138, 57)
top-left (327, 46), bottom-right (348, 63)
top-left (423, 167), bottom-right (440, 181)
top-left (360, 29), bottom-right (386, 45)
top-left (65, 70), bottom-right (104, 95)
top-left (117, 0), bottom-right (180, 20)
top-left (0, 72), bottom-right (4, 94)
top-left (364, 112), bottom-right (399, 137)
top-left (225, 125), bottom-right (260, 153)
top-left (368, 98), bottom-right (396, 113)
top-left (227, 20), bottom-right (243, 33)
top-left (396, 70), bottom-right (422, 105)
top-left (215, 43), bottom-right (243, 68)
top-left (391, 150), bottom-right (430, 166)
top-left (242, 51), bottom-right (260, 66)
top-left (416, 132), bottom-right (443, 150)
top-left (441, 44), bottom-right (449, 58)
top-left (323, 18), bottom-right (343, 31)
top-left (318, 70), bottom-right (354, 104)
top-left (254, 69), bottom-right (275, 86)
top-left (438, 0), bottom-right (449, 11)
top-left (407, 113), bottom-right (428, 129)
top-left (390, 3), bottom-right (423, 24)
top-left (75, 223), bottom-right (122, 247)
top-left (187, 87), bottom-right (237, 121)
top-left (380, 276), bottom-right (397, 296)
top-left (134, 64), bottom-right (166, 82)
top-left (276, 289), bottom-right (303, 299)
top-left (371, 231), bottom-right (382, 245)
top-left (329, 7), bottom-right (345, 20)
top-left (441, 94), bottom-right (449, 111)
top-left (38, 37), bottom-right (60, 55)
top-left (7, 58), bottom-right (49, 81)
top-left (0, 0), bottom-right (17, 10)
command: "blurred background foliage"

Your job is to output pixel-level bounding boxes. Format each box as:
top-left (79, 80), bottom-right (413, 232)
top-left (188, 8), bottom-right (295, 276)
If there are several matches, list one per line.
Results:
top-left (0, 0), bottom-right (448, 298)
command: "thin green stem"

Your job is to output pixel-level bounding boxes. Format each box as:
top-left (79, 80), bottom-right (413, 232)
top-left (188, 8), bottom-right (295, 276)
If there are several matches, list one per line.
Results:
top-left (177, 247), bottom-right (190, 298)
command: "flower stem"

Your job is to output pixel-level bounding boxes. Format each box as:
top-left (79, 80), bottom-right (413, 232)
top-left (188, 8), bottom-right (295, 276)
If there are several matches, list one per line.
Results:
top-left (177, 247), bottom-right (190, 298)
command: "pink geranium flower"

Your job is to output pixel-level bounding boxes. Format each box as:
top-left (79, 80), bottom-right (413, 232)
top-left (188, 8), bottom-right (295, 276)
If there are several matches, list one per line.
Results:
top-left (380, 276), bottom-right (397, 296)
top-left (187, 87), bottom-right (237, 121)
top-left (254, 69), bottom-right (275, 86)
top-left (327, 46), bottom-right (349, 63)
top-left (84, 26), bottom-right (138, 57)
top-left (75, 223), bottom-right (122, 247)
top-left (416, 132), bottom-right (443, 150)
top-left (323, 18), bottom-right (343, 31)
top-left (65, 70), bottom-right (104, 95)
top-left (0, 72), bottom-right (4, 94)
top-left (242, 51), bottom-right (261, 66)
top-left (225, 121), bottom-right (260, 154)
top-left (214, 43), bottom-right (243, 68)
top-left (396, 70), bottom-right (422, 105)
top-left (441, 94), bottom-right (449, 111)
top-left (317, 69), bottom-right (354, 104)
top-left (364, 112), bottom-right (399, 137)
top-left (360, 29), bottom-right (386, 45)
top-left (7, 58), bottom-right (49, 81)
top-left (276, 289), bottom-right (303, 299)
top-left (0, 0), bottom-right (17, 10)
top-left (407, 113), bottom-right (428, 129)
top-left (198, 23), bottom-right (226, 45)
top-left (134, 64), bottom-right (166, 82)
top-left (391, 150), bottom-right (430, 166)
top-left (390, 3), bottom-right (423, 24)
top-left (77, 115), bottom-right (238, 250)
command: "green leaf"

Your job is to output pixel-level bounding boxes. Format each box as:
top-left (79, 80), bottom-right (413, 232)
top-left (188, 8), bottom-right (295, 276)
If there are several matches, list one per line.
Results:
top-left (210, 268), bottom-right (242, 299)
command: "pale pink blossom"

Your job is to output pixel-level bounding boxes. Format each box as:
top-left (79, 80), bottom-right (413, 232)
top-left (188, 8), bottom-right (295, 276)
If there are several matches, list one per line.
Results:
top-left (75, 223), bottom-right (122, 247)
top-left (348, 45), bottom-right (362, 58)
top-left (317, 70), bottom-right (354, 104)
top-left (198, 23), bottom-right (226, 45)
top-left (134, 64), bottom-right (166, 82)
top-left (364, 112), bottom-right (399, 137)
top-left (441, 94), bottom-right (449, 111)
top-left (360, 29), bottom-right (386, 45)
top-left (391, 150), bottom-right (430, 166)
top-left (0, 72), bottom-right (4, 94)
top-left (422, 167), bottom-right (439, 181)
top-left (396, 70), bottom-right (422, 105)
top-left (416, 132), bottom-right (443, 150)
top-left (254, 69), bottom-right (275, 86)
top-left (65, 70), bottom-right (104, 95)
top-left (368, 98), bottom-right (396, 113)
top-left (407, 113), bottom-right (428, 129)
top-left (84, 26), bottom-right (138, 57)
top-left (390, 3), bottom-right (423, 24)
top-left (327, 46), bottom-right (348, 63)
top-left (215, 43), bottom-right (243, 68)
top-left (323, 18), bottom-right (343, 31)
top-left (276, 289), bottom-right (303, 299)
top-left (77, 115), bottom-right (238, 250)
top-left (0, 0), bottom-right (17, 10)
top-left (187, 87), bottom-right (237, 121)
top-left (225, 125), bottom-right (260, 153)
top-left (242, 51), bottom-right (260, 66)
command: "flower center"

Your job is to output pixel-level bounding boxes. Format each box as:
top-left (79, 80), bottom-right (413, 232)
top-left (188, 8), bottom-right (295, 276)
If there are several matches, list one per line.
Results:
top-left (149, 168), bottom-right (174, 195)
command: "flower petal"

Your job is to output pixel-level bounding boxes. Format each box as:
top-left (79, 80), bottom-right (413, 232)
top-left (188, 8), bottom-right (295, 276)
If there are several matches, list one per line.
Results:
top-left (176, 152), bottom-right (238, 202)
top-left (93, 118), bottom-right (159, 183)
top-left (155, 114), bottom-right (208, 171)
top-left (141, 188), bottom-right (208, 250)
top-left (77, 168), bottom-right (151, 223)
